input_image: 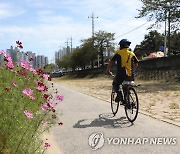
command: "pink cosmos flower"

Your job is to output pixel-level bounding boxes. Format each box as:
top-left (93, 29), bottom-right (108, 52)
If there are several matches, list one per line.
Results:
top-left (37, 85), bottom-right (45, 91)
top-left (24, 110), bottom-right (33, 119)
top-left (29, 95), bottom-right (35, 100)
top-left (29, 67), bottom-right (37, 74)
top-left (23, 89), bottom-right (34, 97)
top-left (20, 59), bottom-right (35, 72)
top-left (29, 57), bottom-right (34, 61)
top-left (22, 89), bottom-right (35, 100)
top-left (58, 122), bottom-right (63, 126)
top-left (43, 74), bottom-right (50, 80)
top-left (36, 68), bottom-right (44, 75)
top-left (56, 95), bottom-right (64, 101)
top-left (6, 62), bottom-right (14, 69)
top-left (12, 82), bottom-right (17, 87)
top-left (43, 94), bottom-right (49, 100)
top-left (20, 59), bottom-right (37, 74)
top-left (42, 103), bottom-right (49, 111)
top-left (42, 121), bottom-right (47, 125)
top-left (47, 101), bottom-right (56, 108)
top-left (16, 40), bottom-right (23, 49)
top-left (4, 54), bottom-right (12, 62)
top-left (20, 59), bottom-right (29, 69)
top-left (0, 50), bottom-right (5, 54)
top-left (5, 87), bottom-right (10, 92)
top-left (2, 53), bottom-right (15, 69)
top-left (44, 142), bottom-right (51, 148)
top-left (36, 81), bottom-right (47, 91)
top-left (11, 70), bottom-right (17, 73)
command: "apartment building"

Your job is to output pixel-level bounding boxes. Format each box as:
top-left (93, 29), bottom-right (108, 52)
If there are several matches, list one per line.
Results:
top-left (0, 46), bottom-right (48, 69)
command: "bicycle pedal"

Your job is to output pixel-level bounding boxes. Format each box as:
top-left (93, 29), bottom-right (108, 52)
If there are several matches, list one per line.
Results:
top-left (120, 101), bottom-right (125, 105)
top-left (125, 103), bottom-right (131, 109)
top-left (133, 104), bottom-right (137, 108)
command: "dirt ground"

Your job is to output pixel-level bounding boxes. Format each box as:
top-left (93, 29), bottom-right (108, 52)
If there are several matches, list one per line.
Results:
top-left (53, 75), bottom-right (180, 125)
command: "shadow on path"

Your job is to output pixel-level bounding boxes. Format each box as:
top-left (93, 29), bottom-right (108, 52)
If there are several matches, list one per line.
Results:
top-left (73, 113), bottom-right (133, 129)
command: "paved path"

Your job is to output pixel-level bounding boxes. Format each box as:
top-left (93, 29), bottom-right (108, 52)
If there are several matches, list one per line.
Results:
top-left (49, 83), bottom-right (180, 154)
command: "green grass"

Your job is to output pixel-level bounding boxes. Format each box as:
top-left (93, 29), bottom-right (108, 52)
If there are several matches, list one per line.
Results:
top-left (149, 102), bottom-right (156, 107)
top-left (0, 66), bottom-right (58, 153)
top-left (169, 102), bottom-right (179, 109)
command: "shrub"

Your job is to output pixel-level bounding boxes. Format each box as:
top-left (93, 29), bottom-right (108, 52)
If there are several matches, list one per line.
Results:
top-left (0, 45), bottom-right (63, 153)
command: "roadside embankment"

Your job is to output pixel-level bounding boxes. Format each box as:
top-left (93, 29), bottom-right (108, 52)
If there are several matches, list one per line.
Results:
top-left (53, 75), bottom-right (180, 126)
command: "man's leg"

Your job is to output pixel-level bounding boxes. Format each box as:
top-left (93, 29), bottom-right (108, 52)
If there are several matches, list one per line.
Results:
top-left (113, 76), bottom-right (123, 103)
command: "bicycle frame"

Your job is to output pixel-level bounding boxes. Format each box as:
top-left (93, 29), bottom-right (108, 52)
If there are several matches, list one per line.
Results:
top-left (109, 72), bottom-right (139, 123)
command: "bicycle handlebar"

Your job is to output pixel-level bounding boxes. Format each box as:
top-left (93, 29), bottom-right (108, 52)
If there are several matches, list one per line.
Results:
top-left (109, 71), bottom-right (115, 78)
top-left (109, 71), bottom-right (141, 87)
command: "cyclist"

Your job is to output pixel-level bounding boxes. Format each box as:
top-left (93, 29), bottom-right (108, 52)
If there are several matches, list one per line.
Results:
top-left (105, 39), bottom-right (139, 103)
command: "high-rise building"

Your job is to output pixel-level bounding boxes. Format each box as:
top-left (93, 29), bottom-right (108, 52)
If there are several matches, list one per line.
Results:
top-left (0, 54), bottom-right (4, 66)
top-left (55, 47), bottom-right (74, 64)
top-left (32, 53), bottom-right (36, 68)
top-left (45, 57), bottom-right (48, 66)
top-left (6, 46), bottom-right (19, 62)
top-left (41, 55), bottom-right (45, 68)
top-left (55, 51), bottom-right (59, 63)
top-left (36, 55), bottom-right (48, 68)
top-left (36, 55), bottom-right (42, 68)
top-left (16, 51), bottom-right (23, 65)
top-left (0, 46), bottom-right (48, 69)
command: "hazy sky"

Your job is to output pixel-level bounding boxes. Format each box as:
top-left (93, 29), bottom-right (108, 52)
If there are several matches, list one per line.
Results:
top-left (0, 0), bottom-right (160, 62)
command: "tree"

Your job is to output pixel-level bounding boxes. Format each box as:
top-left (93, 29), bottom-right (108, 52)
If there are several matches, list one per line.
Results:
top-left (134, 30), bottom-right (164, 58)
top-left (94, 31), bottom-right (115, 67)
top-left (170, 31), bottom-right (180, 52)
top-left (70, 47), bottom-right (91, 70)
top-left (56, 45), bottom-right (96, 70)
top-left (81, 38), bottom-right (98, 68)
top-left (134, 30), bottom-right (180, 58)
top-left (141, 30), bottom-right (164, 50)
top-left (56, 53), bottom-right (71, 70)
top-left (137, 0), bottom-right (180, 53)
top-left (137, 0), bottom-right (180, 27)
top-left (56, 31), bottom-right (115, 70)
top-left (44, 63), bottom-right (56, 74)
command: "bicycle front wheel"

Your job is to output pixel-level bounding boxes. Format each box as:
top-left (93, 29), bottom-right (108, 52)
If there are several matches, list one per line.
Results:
top-left (124, 87), bottom-right (139, 123)
top-left (111, 90), bottom-right (119, 116)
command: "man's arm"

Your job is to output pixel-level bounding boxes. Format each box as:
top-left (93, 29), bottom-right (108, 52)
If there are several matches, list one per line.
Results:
top-left (105, 60), bottom-right (114, 75)
top-left (105, 51), bottom-right (117, 75)
top-left (133, 55), bottom-right (139, 71)
top-left (134, 62), bottom-right (138, 70)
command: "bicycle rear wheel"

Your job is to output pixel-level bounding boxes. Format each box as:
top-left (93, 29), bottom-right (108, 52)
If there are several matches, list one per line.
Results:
top-left (124, 87), bottom-right (139, 123)
top-left (111, 90), bottom-right (119, 116)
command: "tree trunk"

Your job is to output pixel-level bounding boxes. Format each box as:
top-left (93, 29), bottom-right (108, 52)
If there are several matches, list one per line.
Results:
top-left (168, 9), bottom-right (171, 55)
top-left (100, 46), bottom-right (104, 68)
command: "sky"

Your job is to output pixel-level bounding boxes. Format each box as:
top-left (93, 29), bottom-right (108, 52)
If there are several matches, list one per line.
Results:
top-left (0, 0), bottom-right (160, 63)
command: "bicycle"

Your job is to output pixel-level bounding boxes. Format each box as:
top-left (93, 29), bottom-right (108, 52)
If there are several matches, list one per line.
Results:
top-left (110, 72), bottom-right (139, 123)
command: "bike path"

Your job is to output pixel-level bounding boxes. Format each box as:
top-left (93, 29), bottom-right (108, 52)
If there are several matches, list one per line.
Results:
top-left (49, 83), bottom-right (180, 154)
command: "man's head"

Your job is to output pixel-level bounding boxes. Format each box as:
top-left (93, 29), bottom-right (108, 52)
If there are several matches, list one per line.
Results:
top-left (118, 39), bottom-right (131, 49)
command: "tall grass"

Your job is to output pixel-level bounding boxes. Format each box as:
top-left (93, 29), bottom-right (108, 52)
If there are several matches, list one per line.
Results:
top-left (0, 48), bottom-right (63, 153)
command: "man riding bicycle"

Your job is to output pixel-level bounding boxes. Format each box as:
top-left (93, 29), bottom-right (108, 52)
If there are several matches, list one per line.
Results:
top-left (105, 39), bottom-right (139, 103)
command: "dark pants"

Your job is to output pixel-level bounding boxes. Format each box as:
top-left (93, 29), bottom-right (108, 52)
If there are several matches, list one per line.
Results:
top-left (113, 74), bottom-right (134, 93)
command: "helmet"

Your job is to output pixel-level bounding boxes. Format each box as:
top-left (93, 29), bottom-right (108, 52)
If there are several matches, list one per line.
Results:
top-left (118, 39), bottom-right (131, 48)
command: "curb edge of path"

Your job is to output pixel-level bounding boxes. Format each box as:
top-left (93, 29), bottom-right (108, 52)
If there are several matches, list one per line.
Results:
top-left (77, 90), bottom-right (180, 128)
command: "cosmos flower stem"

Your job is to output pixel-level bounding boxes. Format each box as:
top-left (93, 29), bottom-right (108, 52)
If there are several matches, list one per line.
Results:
top-left (41, 148), bottom-right (47, 154)
top-left (14, 120), bottom-right (33, 154)
top-left (31, 112), bottom-right (48, 138)
top-left (0, 97), bottom-right (21, 152)
top-left (33, 140), bottom-right (44, 154)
